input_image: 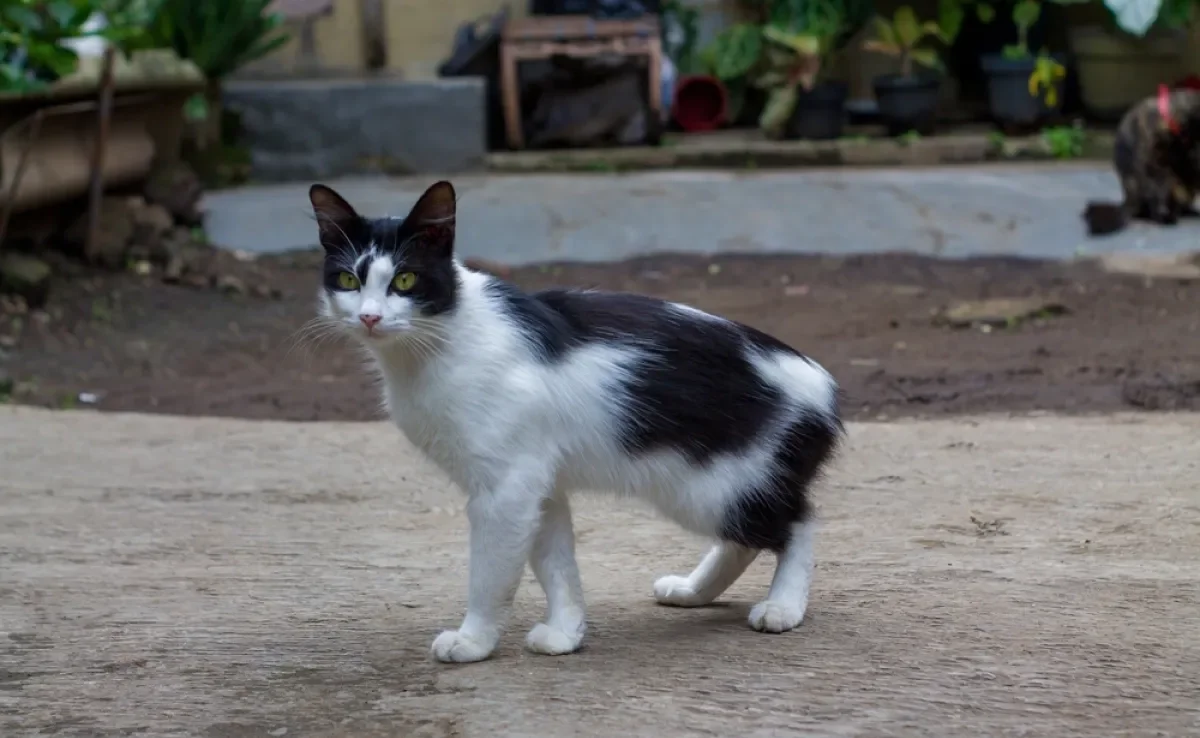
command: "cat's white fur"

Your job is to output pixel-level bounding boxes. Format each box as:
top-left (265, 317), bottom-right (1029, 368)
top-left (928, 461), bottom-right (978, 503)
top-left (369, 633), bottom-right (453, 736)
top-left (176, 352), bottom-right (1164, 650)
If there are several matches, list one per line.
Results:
top-left (321, 254), bottom-right (837, 662)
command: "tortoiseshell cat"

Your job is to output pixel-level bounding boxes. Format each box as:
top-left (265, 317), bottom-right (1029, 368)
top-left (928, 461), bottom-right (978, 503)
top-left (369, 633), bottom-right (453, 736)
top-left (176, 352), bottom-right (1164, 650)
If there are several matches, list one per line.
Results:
top-left (1083, 87), bottom-right (1200, 236)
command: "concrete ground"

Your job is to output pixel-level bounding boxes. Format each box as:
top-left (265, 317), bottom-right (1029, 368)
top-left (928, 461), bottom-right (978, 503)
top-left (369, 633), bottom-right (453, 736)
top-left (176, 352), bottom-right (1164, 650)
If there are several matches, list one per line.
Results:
top-left (3, 407), bottom-right (1198, 737)
top-left (203, 164), bottom-right (1200, 263)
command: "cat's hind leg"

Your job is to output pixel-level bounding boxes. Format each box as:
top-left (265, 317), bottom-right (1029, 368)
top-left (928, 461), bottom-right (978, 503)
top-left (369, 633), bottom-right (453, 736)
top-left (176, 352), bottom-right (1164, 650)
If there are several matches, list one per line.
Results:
top-left (748, 519), bottom-right (816, 633)
top-left (654, 542), bottom-right (758, 607)
top-left (525, 492), bottom-right (587, 656)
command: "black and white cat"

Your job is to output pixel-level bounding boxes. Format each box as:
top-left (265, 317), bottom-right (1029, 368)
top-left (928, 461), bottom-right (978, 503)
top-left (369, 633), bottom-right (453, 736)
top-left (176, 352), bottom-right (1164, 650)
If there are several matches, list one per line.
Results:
top-left (309, 181), bottom-right (843, 663)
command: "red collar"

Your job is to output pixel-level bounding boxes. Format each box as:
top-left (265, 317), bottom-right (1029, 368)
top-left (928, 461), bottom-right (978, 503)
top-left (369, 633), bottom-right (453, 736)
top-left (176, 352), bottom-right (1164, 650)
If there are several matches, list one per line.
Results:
top-left (1159, 84), bottom-right (1181, 135)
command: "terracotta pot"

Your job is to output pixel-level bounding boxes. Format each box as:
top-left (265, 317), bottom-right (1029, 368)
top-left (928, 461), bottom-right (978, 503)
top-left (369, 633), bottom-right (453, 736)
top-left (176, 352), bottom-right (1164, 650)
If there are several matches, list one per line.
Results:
top-left (671, 75), bottom-right (728, 132)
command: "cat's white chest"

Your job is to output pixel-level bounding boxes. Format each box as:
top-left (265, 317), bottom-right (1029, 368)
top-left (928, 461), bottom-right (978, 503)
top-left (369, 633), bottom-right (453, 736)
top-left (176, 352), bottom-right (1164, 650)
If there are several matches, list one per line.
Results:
top-left (378, 361), bottom-right (516, 492)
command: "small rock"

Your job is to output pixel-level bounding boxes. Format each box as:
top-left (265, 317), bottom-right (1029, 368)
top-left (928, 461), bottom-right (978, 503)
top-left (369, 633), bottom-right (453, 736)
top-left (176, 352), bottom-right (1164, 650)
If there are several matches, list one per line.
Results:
top-left (784, 284), bottom-right (810, 297)
top-left (63, 197), bottom-right (136, 269)
top-left (251, 284), bottom-right (283, 300)
top-left (0, 253), bottom-right (52, 308)
top-left (162, 254), bottom-right (186, 284)
top-left (130, 201), bottom-right (175, 257)
top-left (936, 297), bottom-right (1067, 329)
top-left (1122, 374), bottom-right (1200, 410)
top-left (132, 260), bottom-right (153, 277)
top-left (216, 274), bottom-right (246, 294)
top-left (142, 161), bottom-right (204, 226)
top-left (1098, 252), bottom-right (1200, 281)
top-left (156, 226), bottom-right (194, 263)
top-left (78, 392), bottom-right (100, 405)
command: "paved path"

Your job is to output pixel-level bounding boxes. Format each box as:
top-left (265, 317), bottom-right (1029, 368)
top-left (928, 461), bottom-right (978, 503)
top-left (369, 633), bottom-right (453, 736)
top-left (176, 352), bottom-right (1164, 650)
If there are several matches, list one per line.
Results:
top-left (203, 164), bottom-right (1200, 263)
top-left (3, 407), bottom-right (1199, 737)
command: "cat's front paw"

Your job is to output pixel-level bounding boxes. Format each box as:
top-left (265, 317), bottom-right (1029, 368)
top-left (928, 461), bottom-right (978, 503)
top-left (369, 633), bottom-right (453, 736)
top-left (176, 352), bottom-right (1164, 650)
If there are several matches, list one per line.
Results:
top-left (525, 622), bottom-right (584, 656)
top-left (747, 600), bottom-right (805, 633)
top-left (653, 575), bottom-right (709, 607)
top-left (430, 629), bottom-right (495, 663)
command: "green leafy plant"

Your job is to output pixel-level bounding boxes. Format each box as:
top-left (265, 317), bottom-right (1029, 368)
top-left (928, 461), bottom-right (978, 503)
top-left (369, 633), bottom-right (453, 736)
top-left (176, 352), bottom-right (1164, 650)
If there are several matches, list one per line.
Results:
top-left (140, 0), bottom-right (289, 80)
top-left (1153, 0), bottom-right (1198, 30)
top-left (699, 22), bottom-right (763, 82)
top-left (1001, 0), bottom-right (1040, 59)
top-left (1027, 51), bottom-right (1065, 106)
top-left (1042, 123), bottom-right (1084, 158)
top-left (751, 25), bottom-right (824, 137)
top-left (745, 0), bottom-right (856, 137)
top-left (0, 0), bottom-right (100, 92)
top-left (662, 0), bottom-right (701, 74)
top-left (863, 7), bottom-right (948, 78)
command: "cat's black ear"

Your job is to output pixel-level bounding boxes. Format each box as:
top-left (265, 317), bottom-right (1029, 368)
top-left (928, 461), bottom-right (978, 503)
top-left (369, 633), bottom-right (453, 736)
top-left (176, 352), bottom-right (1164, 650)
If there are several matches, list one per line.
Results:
top-left (406, 181), bottom-right (456, 253)
top-left (309, 184), bottom-right (359, 251)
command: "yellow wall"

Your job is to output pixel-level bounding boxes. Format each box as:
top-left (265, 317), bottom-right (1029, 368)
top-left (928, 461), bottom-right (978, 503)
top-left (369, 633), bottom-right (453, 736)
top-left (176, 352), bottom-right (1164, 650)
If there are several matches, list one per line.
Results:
top-left (246, 0), bottom-right (1200, 83)
top-left (384, 0), bottom-right (525, 80)
top-left (243, 0), bottom-right (521, 79)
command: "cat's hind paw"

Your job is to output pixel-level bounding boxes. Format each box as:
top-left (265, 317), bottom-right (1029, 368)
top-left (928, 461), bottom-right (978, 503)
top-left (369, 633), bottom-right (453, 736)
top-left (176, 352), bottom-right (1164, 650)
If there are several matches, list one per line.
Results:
top-left (653, 575), bottom-right (711, 608)
top-left (525, 622), bottom-right (584, 656)
top-left (430, 629), bottom-right (495, 663)
top-left (747, 600), bottom-right (805, 633)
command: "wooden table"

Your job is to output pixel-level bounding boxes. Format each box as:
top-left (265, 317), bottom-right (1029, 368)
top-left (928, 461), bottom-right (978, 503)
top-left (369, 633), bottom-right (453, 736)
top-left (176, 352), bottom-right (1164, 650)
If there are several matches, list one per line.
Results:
top-left (499, 15), bottom-right (663, 150)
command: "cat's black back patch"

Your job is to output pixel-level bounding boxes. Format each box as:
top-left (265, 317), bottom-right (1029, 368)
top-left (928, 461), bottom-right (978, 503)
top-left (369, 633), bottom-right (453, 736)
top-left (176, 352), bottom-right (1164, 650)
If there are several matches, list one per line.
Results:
top-left (490, 284), bottom-right (830, 467)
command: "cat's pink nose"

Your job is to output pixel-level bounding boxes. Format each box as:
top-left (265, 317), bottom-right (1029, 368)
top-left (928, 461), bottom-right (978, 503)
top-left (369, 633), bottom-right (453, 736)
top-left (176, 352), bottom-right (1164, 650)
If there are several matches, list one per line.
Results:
top-left (359, 314), bottom-right (381, 329)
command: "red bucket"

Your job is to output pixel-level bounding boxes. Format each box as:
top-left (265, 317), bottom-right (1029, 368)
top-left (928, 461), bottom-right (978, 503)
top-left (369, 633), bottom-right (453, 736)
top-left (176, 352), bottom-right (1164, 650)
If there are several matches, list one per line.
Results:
top-left (671, 75), bottom-right (729, 132)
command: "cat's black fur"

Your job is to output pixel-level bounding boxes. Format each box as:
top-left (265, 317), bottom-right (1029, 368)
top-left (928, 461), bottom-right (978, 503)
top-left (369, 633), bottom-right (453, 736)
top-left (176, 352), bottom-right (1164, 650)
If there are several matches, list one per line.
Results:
top-left (488, 278), bottom-right (842, 552)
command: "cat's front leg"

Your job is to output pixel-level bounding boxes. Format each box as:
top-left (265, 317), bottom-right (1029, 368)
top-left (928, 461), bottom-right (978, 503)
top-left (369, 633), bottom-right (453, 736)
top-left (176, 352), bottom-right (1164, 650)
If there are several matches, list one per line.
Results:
top-left (525, 492), bottom-right (586, 656)
top-left (431, 464), bottom-right (550, 664)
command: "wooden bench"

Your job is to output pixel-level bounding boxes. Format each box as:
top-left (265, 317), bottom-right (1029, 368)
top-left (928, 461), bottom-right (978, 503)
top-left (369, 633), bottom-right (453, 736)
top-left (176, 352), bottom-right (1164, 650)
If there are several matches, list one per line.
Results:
top-left (499, 15), bottom-right (663, 150)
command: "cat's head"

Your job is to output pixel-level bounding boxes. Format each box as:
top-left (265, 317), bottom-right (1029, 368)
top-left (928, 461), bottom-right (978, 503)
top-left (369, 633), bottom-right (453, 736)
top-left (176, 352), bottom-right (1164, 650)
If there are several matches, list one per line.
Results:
top-left (309, 181), bottom-right (458, 345)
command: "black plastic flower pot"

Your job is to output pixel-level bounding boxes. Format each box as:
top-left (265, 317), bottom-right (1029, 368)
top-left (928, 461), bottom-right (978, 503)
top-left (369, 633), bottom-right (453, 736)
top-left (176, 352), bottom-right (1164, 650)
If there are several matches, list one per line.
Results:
top-left (786, 80), bottom-right (848, 140)
top-left (980, 54), bottom-right (1065, 128)
top-left (872, 74), bottom-right (941, 136)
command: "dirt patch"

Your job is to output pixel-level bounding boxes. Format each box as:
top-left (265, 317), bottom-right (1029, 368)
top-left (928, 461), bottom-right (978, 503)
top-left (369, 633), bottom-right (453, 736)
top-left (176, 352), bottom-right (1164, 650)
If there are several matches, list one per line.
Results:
top-left (3, 250), bottom-right (1200, 420)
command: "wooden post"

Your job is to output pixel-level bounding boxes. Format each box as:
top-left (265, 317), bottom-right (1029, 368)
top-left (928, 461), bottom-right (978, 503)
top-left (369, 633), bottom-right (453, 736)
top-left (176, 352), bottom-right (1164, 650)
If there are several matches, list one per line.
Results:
top-left (85, 47), bottom-right (117, 265)
top-left (360, 0), bottom-right (387, 70)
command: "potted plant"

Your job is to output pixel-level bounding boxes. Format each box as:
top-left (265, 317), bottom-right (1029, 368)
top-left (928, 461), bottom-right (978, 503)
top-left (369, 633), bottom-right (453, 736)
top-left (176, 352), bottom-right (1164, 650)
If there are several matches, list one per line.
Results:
top-left (128, 0), bottom-right (290, 149)
top-left (704, 22), bottom-right (767, 128)
top-left (1068, 0), bottom-right (1193, 121)
top-left (979, 0), bottom-right (1067, 128)
top-left (753, 22), bottom-right (845, 140)
top-left (864, 7), bottom-right (948, 136)
top-left (690, 22), bottom-right (764, 129)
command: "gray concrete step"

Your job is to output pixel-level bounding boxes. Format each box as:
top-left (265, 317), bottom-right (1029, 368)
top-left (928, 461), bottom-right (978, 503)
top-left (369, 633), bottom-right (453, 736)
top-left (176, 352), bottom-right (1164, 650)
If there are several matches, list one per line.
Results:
top-left (202, 164), bottom-right (1200, 263)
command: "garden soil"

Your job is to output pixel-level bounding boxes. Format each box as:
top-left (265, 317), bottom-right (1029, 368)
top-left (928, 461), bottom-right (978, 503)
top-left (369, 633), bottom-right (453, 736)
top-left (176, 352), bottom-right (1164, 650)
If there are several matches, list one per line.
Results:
top-left (2, 250), bottom-right (1199, 420)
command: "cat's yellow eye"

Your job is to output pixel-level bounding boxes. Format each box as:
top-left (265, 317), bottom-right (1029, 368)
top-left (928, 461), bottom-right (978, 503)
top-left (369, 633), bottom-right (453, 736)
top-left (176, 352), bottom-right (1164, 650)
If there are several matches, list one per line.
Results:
top-left (393, 272), bottom-right (417, 291)
top-left (336, 271), bottom-right (359, 290)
